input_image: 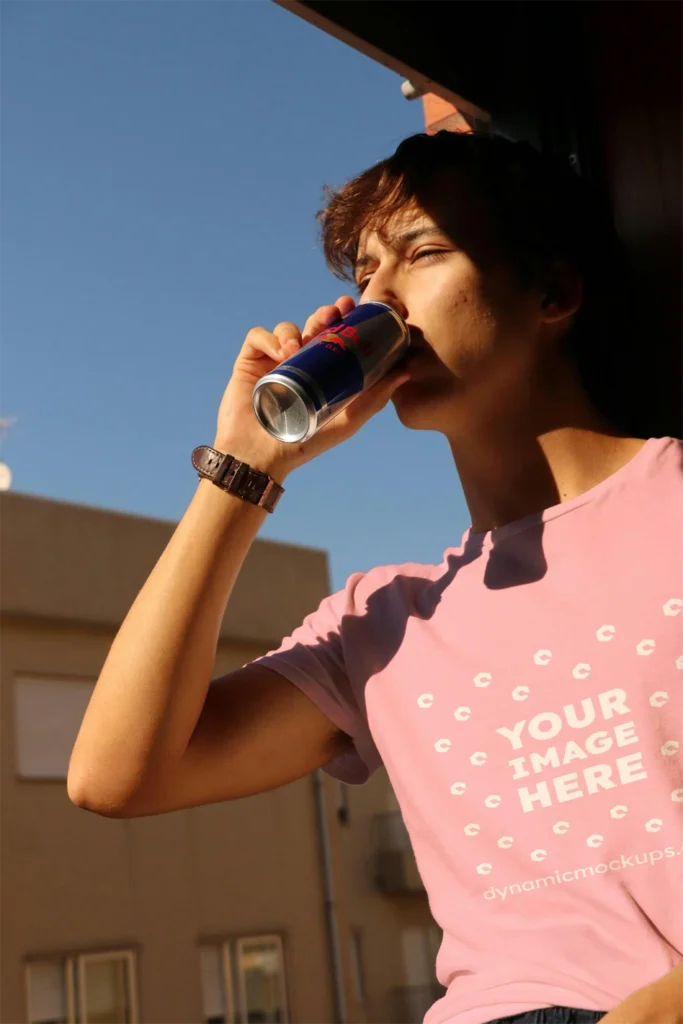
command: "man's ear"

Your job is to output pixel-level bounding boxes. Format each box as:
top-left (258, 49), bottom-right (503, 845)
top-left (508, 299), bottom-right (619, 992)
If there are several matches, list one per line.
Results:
top-left (539, 262), bottom-right (583, 325)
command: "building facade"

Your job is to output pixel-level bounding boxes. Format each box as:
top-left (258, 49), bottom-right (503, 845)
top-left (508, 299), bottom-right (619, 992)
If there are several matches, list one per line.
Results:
top-left (1, 491), bottom-right (443, 1024)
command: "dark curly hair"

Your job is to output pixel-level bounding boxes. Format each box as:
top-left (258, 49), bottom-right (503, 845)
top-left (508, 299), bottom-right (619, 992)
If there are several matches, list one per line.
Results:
top-left (317, 131), bottom-right (663, 438)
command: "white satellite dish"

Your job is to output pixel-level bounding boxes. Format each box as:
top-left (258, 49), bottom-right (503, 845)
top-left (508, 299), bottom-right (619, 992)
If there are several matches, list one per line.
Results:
top-left (0, 463), bottom-right (12, 491)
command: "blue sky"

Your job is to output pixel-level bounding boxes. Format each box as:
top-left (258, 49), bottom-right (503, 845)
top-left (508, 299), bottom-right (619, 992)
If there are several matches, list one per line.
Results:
top-left (2, 0), bottom-right (470, 593)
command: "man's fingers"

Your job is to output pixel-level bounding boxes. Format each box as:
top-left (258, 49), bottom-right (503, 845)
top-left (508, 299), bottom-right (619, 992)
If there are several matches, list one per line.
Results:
top-left (302, 304), bottom-right (343, 343)
top-left (305, 367), bottom-right (411, 457)
top-left (243, 326), bottom-right (282, 361)
top-left (261, 298), bottom-right (358, 364)
top-left (301, 297), bottom-right (356, 343)
top-left (335, 295), bottom-right (356, 317)
top-left (360, 367), bottom-right (411, 409)
top-left (339, 367), bottom-right (411, 429)
top-left (272, 321), bottom-right (302, 350)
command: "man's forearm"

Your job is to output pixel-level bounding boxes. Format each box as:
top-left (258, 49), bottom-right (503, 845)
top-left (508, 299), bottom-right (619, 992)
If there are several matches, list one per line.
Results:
top-left (658, 963), bottom-right (683, 990)
top-left (599, 963), bottom-right (683, 1024)
top-left (649, 962), bottom-right (683, 1022)
top-left (67, 478), bottom-right (274, 813)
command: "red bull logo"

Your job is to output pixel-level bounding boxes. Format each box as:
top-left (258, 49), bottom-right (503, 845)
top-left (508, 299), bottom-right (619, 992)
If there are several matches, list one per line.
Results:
top-left (315, 322), bottom-right (374, 357)
top-left (316, 323), bottom-right (357, 355)
top-left (327, 324), bottom-right (358, 342)
top-left (317, 333), bottom-right (348, 356)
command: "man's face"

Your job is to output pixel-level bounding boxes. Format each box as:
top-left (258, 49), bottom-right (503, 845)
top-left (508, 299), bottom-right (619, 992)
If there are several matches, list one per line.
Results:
top-left (354, 173), bottom-right (549, 434)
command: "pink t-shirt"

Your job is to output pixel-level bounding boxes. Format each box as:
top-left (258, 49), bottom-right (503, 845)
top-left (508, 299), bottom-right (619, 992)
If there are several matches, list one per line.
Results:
top-left (254, 436), bottom-right (683, 1024)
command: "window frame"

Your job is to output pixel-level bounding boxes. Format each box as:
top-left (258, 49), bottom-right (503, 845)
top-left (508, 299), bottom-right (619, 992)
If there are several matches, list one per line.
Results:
top-left (236, 933), bottom-right (288, 1024)
top-left (76, 949), bottom-right (139, 1024)
top-left (24, 949), bottom-right (139, 1024)
top-left (13, 673), bottom-right (96, 782)
top-left (200, 934), bottom-right (289, 1024)
top-left (198, 942), bottom-right (236, 1024)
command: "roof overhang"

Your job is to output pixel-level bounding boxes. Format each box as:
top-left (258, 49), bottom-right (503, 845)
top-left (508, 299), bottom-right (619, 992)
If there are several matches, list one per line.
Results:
top-left (272, 1), bottom-right (547, 144)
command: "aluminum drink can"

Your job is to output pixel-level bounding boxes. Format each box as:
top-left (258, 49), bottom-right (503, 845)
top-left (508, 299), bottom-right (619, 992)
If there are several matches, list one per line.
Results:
top-left (252, 301), bottom-right (410, 443)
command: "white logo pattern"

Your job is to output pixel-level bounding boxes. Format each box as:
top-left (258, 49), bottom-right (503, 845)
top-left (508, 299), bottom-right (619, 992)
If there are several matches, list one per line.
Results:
top-left (512, 686), bottom-right (530, 701)
top-left (415, 603), bottom-right (682, 876)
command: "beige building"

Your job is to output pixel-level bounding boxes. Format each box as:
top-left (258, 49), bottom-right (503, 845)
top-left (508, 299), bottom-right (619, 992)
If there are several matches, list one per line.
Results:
top-left (1, 491), bottom-right (443, 1024)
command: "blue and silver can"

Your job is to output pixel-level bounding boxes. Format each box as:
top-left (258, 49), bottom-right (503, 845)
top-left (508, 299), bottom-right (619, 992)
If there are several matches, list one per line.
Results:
top-left (252, 301), bottom-right (410, 443)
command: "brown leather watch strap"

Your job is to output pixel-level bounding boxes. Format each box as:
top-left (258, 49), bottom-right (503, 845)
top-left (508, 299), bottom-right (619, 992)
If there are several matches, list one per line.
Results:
top-left (191, 446), bottom-right (284, 513)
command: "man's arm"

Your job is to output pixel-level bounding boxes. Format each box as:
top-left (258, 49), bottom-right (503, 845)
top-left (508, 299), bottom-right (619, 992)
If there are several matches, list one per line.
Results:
top-left (67, 479), bottom-right (278, 812)
top-left (85, 663), bottom-right (353, 818)
top-left (598, 963), bottom-right (683, 1024)
top-left (68, 298), bottom-right (407, 815)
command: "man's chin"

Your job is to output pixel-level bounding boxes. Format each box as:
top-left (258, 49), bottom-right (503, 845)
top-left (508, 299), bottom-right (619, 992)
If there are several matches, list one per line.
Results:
top-left (390, 378), bottom-right (455, 431)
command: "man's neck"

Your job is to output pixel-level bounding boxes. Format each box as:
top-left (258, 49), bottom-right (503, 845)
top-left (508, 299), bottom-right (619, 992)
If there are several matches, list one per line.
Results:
top-left (447, 392), bottom-right (647, 534)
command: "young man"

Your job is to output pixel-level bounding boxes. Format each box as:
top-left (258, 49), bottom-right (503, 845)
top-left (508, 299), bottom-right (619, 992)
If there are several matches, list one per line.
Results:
top-left (68, 133), bottom-right (682, 1024)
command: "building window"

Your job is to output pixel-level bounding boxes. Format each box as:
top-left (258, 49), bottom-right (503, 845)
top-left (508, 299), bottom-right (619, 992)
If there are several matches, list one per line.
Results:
top-left (200, 935), bottom-right (288, 1024)
top-left (199, 945), bottom-right (234, 1024)
top-left (25, 950), bottom-right (138, 1024)
top-left (349, 930), bottom-right (366, 1005)
top-left (14, 675), bottom-right (94, 780)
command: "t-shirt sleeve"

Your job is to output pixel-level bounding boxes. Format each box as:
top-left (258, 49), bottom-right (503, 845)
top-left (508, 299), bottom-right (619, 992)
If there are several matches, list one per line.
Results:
top-left (250, 572), bottom-right (382, 784)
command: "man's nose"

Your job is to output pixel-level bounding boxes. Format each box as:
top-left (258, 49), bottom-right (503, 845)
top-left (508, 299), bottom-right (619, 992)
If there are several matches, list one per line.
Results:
top-left (360, 262), bottom-right (409, 317)
top-left (359, 287), bottom-right (408, 322)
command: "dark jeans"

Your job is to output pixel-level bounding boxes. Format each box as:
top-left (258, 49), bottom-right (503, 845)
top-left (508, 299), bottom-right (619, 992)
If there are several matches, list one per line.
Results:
top-left (484, 1007), bottom-right (607, 1024)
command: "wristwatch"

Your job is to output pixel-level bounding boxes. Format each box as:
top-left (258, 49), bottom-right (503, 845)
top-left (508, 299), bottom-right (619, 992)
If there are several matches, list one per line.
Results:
top-left (192, 446), bottom-right (284, 513)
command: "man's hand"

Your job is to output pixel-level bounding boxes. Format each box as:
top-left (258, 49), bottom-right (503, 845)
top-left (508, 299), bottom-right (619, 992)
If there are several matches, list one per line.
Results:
top-left (598, 964), bottom-right (683, 1024)
top-left (214, 295), bottom-right (411, 476)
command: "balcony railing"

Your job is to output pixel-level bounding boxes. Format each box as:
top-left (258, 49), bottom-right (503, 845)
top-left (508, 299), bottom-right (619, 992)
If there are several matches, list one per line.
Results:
top-left (372, 811), bottom-right (425, 894)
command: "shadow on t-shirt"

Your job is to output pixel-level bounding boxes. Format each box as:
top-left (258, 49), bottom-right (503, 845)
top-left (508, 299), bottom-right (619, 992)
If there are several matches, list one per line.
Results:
top-left (481, 515), bottom-right (547, 590)
top-left (333, 514), bottom-right (547, 689)
top-left (398, 513), bottom-right (547, 617)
